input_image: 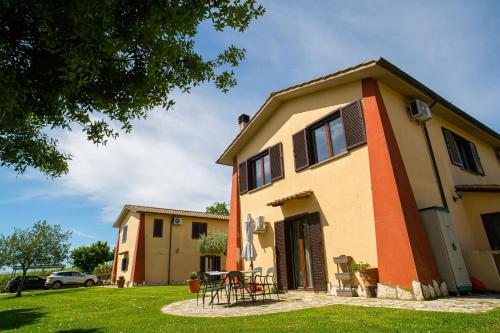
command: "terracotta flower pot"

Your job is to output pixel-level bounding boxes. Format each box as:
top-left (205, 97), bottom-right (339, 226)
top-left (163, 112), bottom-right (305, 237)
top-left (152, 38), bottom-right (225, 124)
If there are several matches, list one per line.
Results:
top-left (186, 279), bottom-right (200, 293)
top-left (117, 279), bottom-right (125, 288)
top-left (360, 268), bottom-right (379, 287)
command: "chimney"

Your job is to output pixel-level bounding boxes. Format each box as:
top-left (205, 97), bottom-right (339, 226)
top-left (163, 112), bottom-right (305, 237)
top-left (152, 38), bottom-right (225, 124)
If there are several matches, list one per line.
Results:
top-left (238, 114), bottom-right (250, 131)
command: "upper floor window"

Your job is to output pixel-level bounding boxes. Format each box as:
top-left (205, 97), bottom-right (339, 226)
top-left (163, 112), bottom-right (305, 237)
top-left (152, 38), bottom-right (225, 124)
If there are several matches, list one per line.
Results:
top-left (250, 152), bottom-right (271, 189)
top-left (192, 222), bottom-right (207, 239)
top-left (442, 128), bottom-right (484, 175)
top-left (311, 115), bottom-right (347, 163)
top-left (293, 101), bottom-right (366, 171)
top-left (122, 225), bottom-right (128, 243)
top-left (238, 143), bottom-right (284, 194)
top-left (153, 219), bottom-right (163, 237)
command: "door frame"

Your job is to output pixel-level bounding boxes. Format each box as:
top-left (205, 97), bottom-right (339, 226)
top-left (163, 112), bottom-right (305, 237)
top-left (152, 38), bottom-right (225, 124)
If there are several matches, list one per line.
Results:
top-left (284, 213), bottom-right (316, 291)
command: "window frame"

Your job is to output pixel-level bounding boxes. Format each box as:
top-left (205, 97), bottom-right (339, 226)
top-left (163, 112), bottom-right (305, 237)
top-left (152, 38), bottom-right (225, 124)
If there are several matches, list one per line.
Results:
top-left (442, 127), bottom-right (485, 176)
top-left (121, 256), bottom-right (128, 271)
top-left (249, 150), bottom-right (271, 190)
top-left (309, 111), bottom-right (347, 164)
top-left (191, 222), bottom-right (208, 239)
top-left (121, 225), bottom-right (128, 243)
top-left (153, 219), bottom-right (163, 238)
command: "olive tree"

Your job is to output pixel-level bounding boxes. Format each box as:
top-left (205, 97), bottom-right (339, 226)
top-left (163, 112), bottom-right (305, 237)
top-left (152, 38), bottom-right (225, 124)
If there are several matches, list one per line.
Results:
top-left (0, 1), bottom-right (264, 177)
top-left (198, 232), bottom-right (227, 255)
top-left (0, 221), bottom-right (71, 297)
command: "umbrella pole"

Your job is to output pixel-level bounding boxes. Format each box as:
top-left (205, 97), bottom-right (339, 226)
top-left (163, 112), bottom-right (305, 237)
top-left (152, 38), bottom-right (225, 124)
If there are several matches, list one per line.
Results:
top-left (250, 260), bottom-right (254, 270)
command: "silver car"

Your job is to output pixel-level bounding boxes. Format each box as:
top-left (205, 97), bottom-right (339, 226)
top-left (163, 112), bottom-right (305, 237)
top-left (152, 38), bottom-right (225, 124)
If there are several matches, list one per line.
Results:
top-left (45, 271), bottom-right (98, 289)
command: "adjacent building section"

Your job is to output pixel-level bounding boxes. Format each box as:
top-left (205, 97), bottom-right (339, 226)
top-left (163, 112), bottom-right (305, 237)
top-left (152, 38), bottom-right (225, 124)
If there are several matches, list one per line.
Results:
top-left (111, 205), bottom-right (229, 286)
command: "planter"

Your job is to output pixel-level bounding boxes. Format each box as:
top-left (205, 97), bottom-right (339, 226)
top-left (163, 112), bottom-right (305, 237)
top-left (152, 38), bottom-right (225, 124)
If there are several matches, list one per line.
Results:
top-left (359, 268), bottom-right (379, 287)
top-left (117, 279), bottom-right (125, 288)
top-left (186, 279), bottom-right (201, 293)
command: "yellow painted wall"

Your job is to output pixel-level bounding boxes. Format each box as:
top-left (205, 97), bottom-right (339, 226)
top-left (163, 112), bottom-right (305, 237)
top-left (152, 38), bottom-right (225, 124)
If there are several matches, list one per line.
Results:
top-left (116, 211), bottom-right (140, 285)
top-left (143, 213), bottom-right (227, 284)
top-left (115, 212), bottom-right (227, 286)
top-left (236, 81), bottom-right (378, 288)
top-left (379, 82), bottom-right (500, 290)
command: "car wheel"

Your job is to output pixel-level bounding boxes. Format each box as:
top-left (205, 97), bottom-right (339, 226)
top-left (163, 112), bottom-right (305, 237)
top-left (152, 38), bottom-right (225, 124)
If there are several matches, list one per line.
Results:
top-left (52, 281), bottom-right (63, 289)
top-left (8, 286), bottom-right (17, 293)
top-left (84, 279), bottom-right (95, 287)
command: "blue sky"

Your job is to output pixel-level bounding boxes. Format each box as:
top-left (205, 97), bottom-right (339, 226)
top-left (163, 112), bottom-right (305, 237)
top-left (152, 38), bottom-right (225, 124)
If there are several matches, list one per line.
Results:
top-left (1, 0), bottom-right (499, 250)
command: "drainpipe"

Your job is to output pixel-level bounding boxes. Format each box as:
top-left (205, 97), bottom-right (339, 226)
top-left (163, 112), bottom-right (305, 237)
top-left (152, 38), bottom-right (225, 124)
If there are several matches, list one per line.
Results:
top-left (421, 101), bottom-right (448, 208)
top-left (167, 216), bottom-right (175, 285)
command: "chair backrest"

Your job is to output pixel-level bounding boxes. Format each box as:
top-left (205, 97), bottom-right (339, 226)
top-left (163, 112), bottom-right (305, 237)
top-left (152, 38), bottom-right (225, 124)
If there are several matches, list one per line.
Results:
top-left (253, 267), bottom-right (263, 275)
top-left (227, 271), bottom-right (245, 286)
top-left (266, 267), bottom-right (275, 275)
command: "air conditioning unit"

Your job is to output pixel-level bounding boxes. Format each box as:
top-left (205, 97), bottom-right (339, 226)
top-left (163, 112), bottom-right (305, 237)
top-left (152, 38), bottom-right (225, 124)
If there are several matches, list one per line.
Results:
top-left (409, 99), bottom-right (432, 122)
top-left (173, 217), bottom-right (183, 225)
top-left (253, 216), bottom-right (267, 233)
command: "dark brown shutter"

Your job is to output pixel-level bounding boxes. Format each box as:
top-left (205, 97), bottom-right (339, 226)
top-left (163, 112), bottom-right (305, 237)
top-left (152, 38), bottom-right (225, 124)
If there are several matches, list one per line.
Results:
top-left (307, 212), bottom-right (327, 291)
top-left (292, 129), bottom-right (310, 171)
top-left (442, 128), bottom-right (463, 167)
top-left (341, 101), bottom-right (366, 150)
top-left (469, 141), bottom-right (484, 175)
top-left (238, 161), bottom-right (248, 194)
top-left (274, 221), bottom-right (288, 291)
top-left (270, 142), bottom-right (284, 181)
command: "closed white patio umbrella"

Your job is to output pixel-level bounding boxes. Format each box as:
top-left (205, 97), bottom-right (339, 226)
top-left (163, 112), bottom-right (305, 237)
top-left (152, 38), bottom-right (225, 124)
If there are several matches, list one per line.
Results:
top-left (241, 214), bottom-right (257, 270)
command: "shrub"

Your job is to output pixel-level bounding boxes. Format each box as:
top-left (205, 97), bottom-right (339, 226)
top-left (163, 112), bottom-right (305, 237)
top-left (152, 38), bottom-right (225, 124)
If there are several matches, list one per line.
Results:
top-left (93, 262), bottom-right (112, 276)
top-left (198, 232), bottom-right (227, 255)
top-left (352, 262), bottom-right (371, 273)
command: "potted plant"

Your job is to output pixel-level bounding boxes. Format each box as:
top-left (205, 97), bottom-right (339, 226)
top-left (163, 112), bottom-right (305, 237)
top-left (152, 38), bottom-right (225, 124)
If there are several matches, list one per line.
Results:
top-left (352, 262), bottom-right (379, 287)
top-left (186, 272), bottom-right (200, 293)
top-left (117, 276), bottom-right (125, 288)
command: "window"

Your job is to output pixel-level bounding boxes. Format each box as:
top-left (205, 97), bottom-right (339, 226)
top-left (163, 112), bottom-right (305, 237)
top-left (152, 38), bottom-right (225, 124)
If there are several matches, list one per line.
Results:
top-left (153, 219), bottom-right (163, 237)
top-left (443, 128), bottom-right (484, 175)
top-left (200, 255), bottom-right (221, 273)
top-left (122, 225), bottom-right (128, 243)
top-left (238, 143), bottom-right (284, 194)
top-left (121, 257), bottom-right (128, 271)
top-left (292, 101), bottom-right (366, 171)
top-left (311, 115), bottom-right (347, 163)
top-left (250, 152), bottom-right (271, 189)
top-left (71, 272), bottom-right (83, 276)
top-left (192, 222), bottom-right (207, 239)
top-left (481, 212), bottom-right (500, 250)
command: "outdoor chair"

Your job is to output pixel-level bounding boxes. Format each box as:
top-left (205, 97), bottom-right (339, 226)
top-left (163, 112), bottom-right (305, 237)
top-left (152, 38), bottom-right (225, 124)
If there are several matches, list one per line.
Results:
top-left (227, 271), bottom-right (254, 305)
top-left (254, 267), bottom-right (280, 302)
top-left (196, 272), bottom-right (228, 309)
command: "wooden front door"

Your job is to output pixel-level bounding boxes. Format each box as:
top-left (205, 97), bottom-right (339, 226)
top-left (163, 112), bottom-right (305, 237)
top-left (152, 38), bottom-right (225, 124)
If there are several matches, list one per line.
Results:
top-left (274, 212), bottom-right (326, 291)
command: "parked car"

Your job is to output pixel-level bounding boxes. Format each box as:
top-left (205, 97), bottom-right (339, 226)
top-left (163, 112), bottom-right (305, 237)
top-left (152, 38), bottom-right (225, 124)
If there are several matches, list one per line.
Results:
top-left (45, 271), bottom-right (98, 289)
top-left (5, 276), bottom-right (47, 293)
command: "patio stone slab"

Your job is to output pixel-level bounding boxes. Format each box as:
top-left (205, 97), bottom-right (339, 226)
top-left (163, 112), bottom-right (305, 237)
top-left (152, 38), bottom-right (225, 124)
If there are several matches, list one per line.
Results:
top-left (161, 291), bottom-right (500, 317)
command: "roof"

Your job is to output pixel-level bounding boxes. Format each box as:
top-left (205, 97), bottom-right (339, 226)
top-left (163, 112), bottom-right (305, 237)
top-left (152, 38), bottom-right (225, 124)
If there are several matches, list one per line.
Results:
top-left (455, 185), bottom-right (500, 193)
top-left (266, 190), bottom-right (313, 207)
top-left (113, 204), bottom-right (229, 228)
top-left (217, 57), bottom-right (500, 166)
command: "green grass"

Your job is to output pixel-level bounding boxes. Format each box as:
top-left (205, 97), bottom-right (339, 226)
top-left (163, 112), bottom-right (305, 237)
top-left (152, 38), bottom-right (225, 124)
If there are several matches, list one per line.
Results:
top-left (0, 286), bottom-right (499, 332)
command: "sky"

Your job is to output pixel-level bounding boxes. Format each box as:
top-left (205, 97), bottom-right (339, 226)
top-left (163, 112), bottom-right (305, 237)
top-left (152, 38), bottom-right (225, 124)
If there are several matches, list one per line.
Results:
top-left (1, 0), bottom-right (499, 251)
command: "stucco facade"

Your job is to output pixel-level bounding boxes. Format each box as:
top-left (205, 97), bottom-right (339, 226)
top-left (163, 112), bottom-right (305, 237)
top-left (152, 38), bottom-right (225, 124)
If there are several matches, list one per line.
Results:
top-left (217, 58), bottom-right (500, 298)
top-left (111, 205), bottom-right (228, 286)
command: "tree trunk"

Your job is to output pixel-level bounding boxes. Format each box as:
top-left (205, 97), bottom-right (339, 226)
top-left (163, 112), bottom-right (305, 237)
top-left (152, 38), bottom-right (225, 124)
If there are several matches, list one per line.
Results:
top-left (16, 270), bottom-right (27, 297)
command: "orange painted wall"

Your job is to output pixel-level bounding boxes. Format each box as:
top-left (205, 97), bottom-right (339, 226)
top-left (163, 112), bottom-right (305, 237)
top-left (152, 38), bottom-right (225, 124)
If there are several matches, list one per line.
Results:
top-left (226, 159), bottom-right (242, 271)
top-left (362, 78), bottom-right (439, 288)
top-left (111, 233), bottom-right (120, 283)
top-left (130, 212), bottom-right (146, 284)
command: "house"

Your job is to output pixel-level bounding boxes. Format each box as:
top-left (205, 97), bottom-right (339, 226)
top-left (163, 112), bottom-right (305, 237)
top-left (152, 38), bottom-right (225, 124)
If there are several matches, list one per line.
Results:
top-left (111, 205), bottom-right (229, 286)
top-left (217, 58), bottom-right (500, 300)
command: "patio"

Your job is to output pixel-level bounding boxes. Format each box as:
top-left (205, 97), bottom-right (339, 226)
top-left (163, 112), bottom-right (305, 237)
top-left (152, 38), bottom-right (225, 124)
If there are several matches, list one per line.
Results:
top-left (161, 291), bottom-right (500, 317)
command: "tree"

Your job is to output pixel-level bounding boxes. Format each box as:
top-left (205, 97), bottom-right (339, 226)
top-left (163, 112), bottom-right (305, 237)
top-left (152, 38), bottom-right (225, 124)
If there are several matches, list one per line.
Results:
top-left (71, 241), bottom-right (114, 274)
top-left (205, 202), bottom-right (229, 215)
top-left (0, 221), bottom-right (71, 297)
top-left (0, 1), bottom-right (265, 177)
top-left (198, 232), bottom-right (227, 255)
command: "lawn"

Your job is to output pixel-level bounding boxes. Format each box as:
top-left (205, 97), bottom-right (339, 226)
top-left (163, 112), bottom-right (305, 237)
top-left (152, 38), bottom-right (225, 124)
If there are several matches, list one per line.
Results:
top-left (0, 286), bottom-right (499, 332)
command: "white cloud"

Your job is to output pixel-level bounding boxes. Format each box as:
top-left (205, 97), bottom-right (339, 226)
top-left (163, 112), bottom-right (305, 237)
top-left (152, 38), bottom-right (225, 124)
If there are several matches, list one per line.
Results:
top-left (70, 228), bottom-right (99, 240)
top-left (54, 88), bottom-right (240, 222)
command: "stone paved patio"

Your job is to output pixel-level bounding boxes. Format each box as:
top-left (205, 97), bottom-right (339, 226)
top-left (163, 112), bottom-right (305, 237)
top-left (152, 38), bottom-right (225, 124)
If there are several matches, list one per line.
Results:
top-left (161, 291), bottom-right (500, 317)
